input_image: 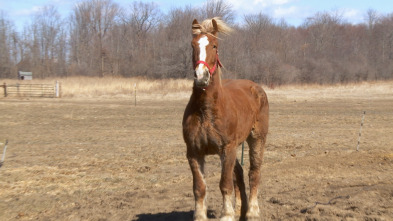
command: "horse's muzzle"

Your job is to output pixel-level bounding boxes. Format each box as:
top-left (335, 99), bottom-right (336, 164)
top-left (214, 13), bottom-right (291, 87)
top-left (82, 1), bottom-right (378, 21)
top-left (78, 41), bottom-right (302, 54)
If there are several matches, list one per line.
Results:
top-left (194, 70), bottom-right (210, 88)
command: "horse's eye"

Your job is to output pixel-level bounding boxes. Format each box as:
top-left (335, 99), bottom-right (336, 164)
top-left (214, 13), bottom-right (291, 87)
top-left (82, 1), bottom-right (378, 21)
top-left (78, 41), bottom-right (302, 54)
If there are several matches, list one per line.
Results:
top-left (213, 45), bottom-right (217, 49)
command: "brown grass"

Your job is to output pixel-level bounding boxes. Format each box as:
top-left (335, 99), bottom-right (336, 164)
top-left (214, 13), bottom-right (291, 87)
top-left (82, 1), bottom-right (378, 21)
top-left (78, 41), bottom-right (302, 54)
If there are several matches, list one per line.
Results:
top-left (1, 77), bottom-right (392, 100)
top-left (269, 81), bottom-right (393, 102)
top-left (0, 79), bottom-right (392, 220)
top-left (0, 77), bottom-right (192, 99)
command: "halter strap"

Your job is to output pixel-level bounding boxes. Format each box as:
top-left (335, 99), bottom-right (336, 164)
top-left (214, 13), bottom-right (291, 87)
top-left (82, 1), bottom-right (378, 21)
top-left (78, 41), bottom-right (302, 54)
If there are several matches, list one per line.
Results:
top-left (194, 53), bottom-right (222, 76)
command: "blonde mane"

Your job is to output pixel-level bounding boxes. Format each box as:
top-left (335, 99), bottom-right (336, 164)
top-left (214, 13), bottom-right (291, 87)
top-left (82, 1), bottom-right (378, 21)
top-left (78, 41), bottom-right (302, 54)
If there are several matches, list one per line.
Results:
top-left (192, 17), bottom-right (233, 37)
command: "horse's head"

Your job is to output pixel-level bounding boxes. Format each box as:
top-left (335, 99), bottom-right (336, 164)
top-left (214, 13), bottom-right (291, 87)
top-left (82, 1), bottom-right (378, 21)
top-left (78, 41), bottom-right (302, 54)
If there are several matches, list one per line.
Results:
top-left (191, 18), bottom-right (228, 88)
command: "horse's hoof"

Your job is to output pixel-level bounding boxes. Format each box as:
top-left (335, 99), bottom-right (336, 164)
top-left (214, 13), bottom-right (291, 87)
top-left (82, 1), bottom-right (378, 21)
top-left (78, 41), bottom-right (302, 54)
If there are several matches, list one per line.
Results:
top-left (235, 205), bottom-right (241, 216)
top-left (245, 216), bottom-right (260, 221)
top-left (194, 212), bottom-right (207, 221)
top-left (246, 202), bottom-right (260, 216)
top-left (220, 215), bottom-right (235, 221)
top-left (246, 212), bottom-right (260, 221)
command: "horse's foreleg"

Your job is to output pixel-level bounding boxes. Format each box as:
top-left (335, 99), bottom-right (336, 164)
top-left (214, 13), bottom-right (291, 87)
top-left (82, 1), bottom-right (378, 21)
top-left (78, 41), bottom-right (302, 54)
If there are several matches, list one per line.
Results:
top-left (246, 136), bottom-right (265, 220)
top-left (188, 156), bottom-right (207, 221)
top-left (233, 159), bottom-right (248, 220)
top-left (219, 148), bottom-right (237, 221)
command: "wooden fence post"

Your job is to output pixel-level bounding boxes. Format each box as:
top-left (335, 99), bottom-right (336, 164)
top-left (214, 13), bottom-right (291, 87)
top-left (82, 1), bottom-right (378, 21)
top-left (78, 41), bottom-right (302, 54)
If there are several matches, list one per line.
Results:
top-left (134, 83), bottom-right (137, 106)
top-left (3, 82), bottom-right (6, 97)
top-left (55, 81), bottom-right (59, 98)
top-left (356, 111), bottom-right (366, 151)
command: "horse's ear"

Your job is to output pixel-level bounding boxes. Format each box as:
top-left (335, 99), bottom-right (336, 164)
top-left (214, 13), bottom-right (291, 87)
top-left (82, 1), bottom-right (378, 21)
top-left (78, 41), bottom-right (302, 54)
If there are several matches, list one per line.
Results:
top-left (212, 19), bottom-right (219, 36)
top-left (192, 19), bottom-right (201, 36)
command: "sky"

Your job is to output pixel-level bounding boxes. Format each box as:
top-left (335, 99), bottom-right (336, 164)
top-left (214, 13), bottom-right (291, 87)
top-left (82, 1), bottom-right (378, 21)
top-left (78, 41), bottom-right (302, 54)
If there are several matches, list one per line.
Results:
top-left (1, 0), bottom-right (393, 31)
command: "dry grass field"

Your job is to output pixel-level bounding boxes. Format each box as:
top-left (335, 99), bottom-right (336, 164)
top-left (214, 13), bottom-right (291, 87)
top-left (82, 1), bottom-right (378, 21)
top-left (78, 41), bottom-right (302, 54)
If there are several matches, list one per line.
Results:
top-left (0, 78), bottom-right (392, 220)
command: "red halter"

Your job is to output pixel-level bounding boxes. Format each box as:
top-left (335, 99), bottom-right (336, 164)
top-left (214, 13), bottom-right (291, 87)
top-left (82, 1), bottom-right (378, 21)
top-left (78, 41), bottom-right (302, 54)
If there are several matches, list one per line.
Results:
top-left (194, 53), bottom-right (222, 76)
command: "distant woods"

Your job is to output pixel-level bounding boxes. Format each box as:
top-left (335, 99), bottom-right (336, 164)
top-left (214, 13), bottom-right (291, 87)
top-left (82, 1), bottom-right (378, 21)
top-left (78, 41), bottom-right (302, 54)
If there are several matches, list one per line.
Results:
top-left (1, 0), bottom-right (393, 85)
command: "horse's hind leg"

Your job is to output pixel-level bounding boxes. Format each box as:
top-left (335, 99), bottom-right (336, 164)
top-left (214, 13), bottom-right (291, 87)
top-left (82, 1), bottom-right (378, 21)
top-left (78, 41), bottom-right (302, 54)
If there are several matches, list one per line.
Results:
top-left (233, 159), bottom-right (248, 220)
top-left (246, 135), bottom-right (266, 220)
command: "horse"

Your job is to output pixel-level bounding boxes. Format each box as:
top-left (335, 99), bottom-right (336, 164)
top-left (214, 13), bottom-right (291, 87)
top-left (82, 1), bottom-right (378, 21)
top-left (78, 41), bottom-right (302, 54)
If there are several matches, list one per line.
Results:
top-left (182, 17), bottom-right (269, 221)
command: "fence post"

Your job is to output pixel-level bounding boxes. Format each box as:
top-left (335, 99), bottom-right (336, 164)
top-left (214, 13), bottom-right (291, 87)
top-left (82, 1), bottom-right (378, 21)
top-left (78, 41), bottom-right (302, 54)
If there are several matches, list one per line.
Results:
top-left (59, 81), bottom-right (62, 98)
top-left (356, 111), bottom-right (366, 151)
top-left (3, 82), bottom-right (6, 97)
top-left (134, 83), bottom-right (137, 106)
top-left (55, 81), bottom-right (59, 98)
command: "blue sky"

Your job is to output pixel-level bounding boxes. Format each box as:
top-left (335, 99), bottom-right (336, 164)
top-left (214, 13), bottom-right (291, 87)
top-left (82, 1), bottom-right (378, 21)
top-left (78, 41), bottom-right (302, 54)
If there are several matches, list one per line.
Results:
top-left (1, 0), bottom-right (392, 30)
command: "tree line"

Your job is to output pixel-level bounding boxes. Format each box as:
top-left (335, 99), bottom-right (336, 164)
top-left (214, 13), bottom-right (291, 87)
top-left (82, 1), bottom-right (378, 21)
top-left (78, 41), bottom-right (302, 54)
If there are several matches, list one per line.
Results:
top-left (1, 0), bottom-right (393, 85)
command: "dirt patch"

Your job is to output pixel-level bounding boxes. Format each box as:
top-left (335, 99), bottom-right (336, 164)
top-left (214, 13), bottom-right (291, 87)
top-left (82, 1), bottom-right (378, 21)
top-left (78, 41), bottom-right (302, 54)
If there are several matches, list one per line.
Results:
top-left (0, 89), bottom-right (392, 220)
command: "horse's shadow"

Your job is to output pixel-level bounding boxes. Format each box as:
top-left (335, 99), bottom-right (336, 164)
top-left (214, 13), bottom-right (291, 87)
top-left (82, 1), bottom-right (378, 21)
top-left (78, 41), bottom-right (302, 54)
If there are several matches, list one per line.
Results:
top-left (134, 210), bottom-right (216, 221)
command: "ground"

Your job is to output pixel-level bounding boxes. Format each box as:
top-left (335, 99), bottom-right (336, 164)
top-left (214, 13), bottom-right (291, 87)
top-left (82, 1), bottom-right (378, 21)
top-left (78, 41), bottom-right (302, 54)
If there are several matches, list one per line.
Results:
top-left (0, 84), bottom-right (392, 221)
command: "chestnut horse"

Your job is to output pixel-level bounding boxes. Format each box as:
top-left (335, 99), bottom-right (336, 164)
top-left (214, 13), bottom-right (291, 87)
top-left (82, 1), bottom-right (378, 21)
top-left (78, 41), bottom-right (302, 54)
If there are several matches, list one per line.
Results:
top-left (182, 18), bottom-right (269, 221)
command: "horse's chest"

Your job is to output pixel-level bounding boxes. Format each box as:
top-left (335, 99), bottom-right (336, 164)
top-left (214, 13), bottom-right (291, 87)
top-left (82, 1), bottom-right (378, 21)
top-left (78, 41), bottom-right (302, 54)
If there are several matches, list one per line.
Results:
top-left (184, 115), bottom-right (226, 153)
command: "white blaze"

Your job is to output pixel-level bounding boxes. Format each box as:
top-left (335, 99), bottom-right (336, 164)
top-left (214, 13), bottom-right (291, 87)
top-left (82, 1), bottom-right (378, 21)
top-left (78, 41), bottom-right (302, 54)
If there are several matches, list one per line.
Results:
top-left (196, 36), bottom-right (209, 79)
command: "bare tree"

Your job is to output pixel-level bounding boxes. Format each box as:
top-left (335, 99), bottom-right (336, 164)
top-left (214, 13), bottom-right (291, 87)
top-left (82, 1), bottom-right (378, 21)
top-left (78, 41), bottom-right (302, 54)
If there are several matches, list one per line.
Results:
top-left (303, 11), bottom-right (344, 56)
top-left (244, 13), bottom-right (274, 51)
top-left (117, 1), bottom-right (162, 77)
top-left (156, 6), bottom-right (200, 78)
top-left (365, 8), bottom-right (379, 30)
top-left (1, 1), bottom-right (393, 84)
top-left (202, 0), bottom-right (235, 23)
top-left (69, 0), bottom-right (119, 77)
top-left (374, 14), bottom-right (393, 79)
top-left (30, 5), bottom-right (66, 77)
top-left (0, 12), bottom-right (17, 78)
top-left (122, 1), bottom-right (161, 40)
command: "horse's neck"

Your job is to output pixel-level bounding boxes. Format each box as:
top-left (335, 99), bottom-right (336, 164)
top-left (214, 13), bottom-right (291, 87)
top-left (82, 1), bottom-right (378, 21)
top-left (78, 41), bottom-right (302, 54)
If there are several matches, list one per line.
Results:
top-left (192, 69), bottom-right (223, 107)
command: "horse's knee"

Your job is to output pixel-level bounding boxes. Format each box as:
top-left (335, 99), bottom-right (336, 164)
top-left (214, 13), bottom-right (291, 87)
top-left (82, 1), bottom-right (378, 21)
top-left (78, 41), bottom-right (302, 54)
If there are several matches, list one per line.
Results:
top-left (219, 181), bottom-right (233, 196)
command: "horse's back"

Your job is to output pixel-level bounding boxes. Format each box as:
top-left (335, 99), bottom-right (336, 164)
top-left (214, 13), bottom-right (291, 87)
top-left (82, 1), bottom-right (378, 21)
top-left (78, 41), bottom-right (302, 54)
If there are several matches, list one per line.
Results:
top-left (223, 79), bottom-right (268, 107)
